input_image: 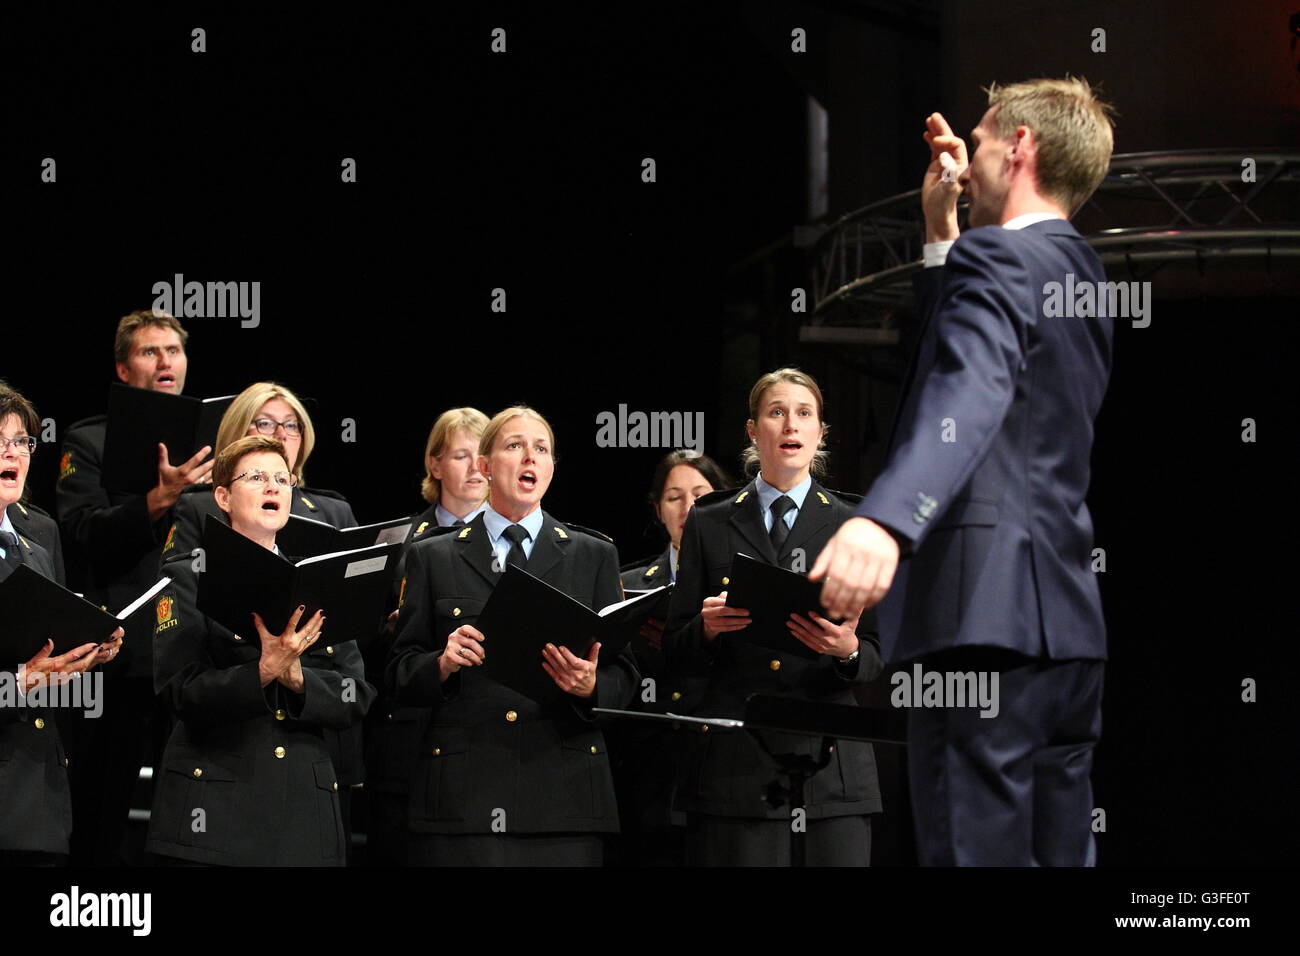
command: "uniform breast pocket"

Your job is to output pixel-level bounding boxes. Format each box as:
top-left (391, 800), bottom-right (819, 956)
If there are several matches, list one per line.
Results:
top-left (415, 725), bottom-right (469, 822)
top-left (159, 750), bottom-right (239, 850)
top-left (561, 730), bottom-right (608, 819)
top-left (435, 598), bottom-right (485, 635)
top-left (312, 759), bottom-right (343, 861)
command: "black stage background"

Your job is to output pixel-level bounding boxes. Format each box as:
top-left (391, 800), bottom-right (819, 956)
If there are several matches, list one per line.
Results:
top-left (6, 0), bottom-right (1297, 897)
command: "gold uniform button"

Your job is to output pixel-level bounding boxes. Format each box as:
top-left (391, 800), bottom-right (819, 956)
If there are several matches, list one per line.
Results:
top-left (34, 718), bottom-right (46, 730)
top-left (700, 724), bottom-right (710, 733)
top-left (505, 710), bottom-right (518, 722)
top-left (432, 747), bottom-right (442, 757)
top-left (275, 709), bottom-right (286, 721)
top-left (64, 758), bottom-right (70, 767)
top-left (670, 691), bottom-right (682, 702)
top-left (721, 576), bottom-right (730, 586)
top-left (589, 745), bottom-right (598, 755)
top-left (325, 646), bottom-right (334, 656)
top-left (769, 659), bottom-right (781, 671)
top-left (332, 782), bottom-right (338, 791)
top-left (452, 607), bottom-right (462, 617)
top-left (193, 768), bottom-right (203, 778)
top-left (387, 713), bottom-right (395, 722)
top-left (234, 634), bottom-right (243, 642)
top-left (274, 746), bottom-right (286, 759)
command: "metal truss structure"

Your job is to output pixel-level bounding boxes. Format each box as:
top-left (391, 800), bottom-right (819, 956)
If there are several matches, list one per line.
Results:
top-left (801, 149), bottom-right (1300, 346)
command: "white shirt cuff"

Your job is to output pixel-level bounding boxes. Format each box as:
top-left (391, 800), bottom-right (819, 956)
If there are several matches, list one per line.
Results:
top-left (923, 240), bottom-right (955, 268)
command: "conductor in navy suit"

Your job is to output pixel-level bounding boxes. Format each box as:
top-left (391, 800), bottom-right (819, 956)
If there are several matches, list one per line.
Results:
top-left (811, 77), bottom-right (1116, 865)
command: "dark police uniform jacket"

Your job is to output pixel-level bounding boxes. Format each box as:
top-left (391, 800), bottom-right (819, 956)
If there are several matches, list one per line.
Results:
top-left (362, 502), bottom-right (442, 799)
top-left (160, 483), bottom-right (365, 785)
top-left (606, 549), bottom-right (709, 832)
top-left (147, 560), bottom-right (374, 866)
top-left (0, 535), bottom-right (74, 854)
top-left (387, 510), bottom-right (639, 836)
top-left (664, 480), bottom-right (885, 820)
top-left (9, 500), bottom-right (65, 587)
top-left (56, 415), bottom-right (170, 677)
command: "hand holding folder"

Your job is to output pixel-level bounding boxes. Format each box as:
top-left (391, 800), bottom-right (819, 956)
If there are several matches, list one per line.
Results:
top-left (100, 383), bottom-right (234, 493)
top-left (468, 566), bottom-right (665, 703)
top-left (196, 516), bottom-right (399, 643)
top-left (0, 568), bottom-right (170, 669)
top-left (723, 552), bottom-right (843, 660)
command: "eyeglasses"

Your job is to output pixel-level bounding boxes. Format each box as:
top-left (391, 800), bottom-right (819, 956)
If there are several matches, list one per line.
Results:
top-left (230, 469), bottom-right (298, 487)
top-left (250, 417), bottom-right (303, 438)
top-left (0, 436), bottom-right (36, 456)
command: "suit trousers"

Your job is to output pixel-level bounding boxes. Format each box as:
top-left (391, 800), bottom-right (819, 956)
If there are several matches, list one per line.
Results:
top-left (684, 813), bottom-right (872, 866)
top-left (906, 647), bottom-right (1103, 866)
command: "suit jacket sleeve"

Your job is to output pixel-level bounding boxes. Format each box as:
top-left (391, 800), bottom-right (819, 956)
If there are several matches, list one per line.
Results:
top-left (152, 567), bottom-right (275, 729)
top-left (857, 227), bottom-right (1033, 548)
top-left (57, 426), bottom-right (166, 575)
top-left (386, 542), bottom-right (451, 708)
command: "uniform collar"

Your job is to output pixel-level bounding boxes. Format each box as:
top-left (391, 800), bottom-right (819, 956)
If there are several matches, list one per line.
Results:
top-left (437, 500), bottom-right (487, 528)
top-left (754, 472), bottom-right (812, 514)
top-left (482, 502), bottom-right (544, 547)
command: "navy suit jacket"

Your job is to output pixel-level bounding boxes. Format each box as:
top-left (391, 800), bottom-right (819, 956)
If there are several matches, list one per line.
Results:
top-left (857, 219), bottom-right (1111, 664)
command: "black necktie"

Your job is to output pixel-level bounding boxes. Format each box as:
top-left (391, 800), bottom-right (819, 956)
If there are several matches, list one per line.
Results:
top-left (0, 530), bottom-right (22, 573)
top-left (452, 519), bottom-right (467, 527)
top-left (502, 524), bottom-right (530, 571)
top-left (769, 495), bottom-right (796, 556)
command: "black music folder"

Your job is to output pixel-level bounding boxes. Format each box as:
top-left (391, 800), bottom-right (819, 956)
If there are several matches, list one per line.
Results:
top-left (472, 566), bottom-right (665, 702)
top-left (618, 584), bottom-right (674, 623)
top-left (724, 552), bottom-right (841, 660)
top-left (0, 568), bottom-right (171, 668)
top-left (100, 383), bottom-right (235, 493)
top-left (276, 514), bottom-right (414, 560)
top-left (196, 516), bottom-right (399, 643)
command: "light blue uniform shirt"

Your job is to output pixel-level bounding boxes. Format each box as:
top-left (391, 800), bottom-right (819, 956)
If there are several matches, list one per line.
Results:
top-left (482, 503), bottom-right (545, 568)
top-left (754, 473), bottom-right (812, 532)
top-left (437, 501), bottom-right (488, 528)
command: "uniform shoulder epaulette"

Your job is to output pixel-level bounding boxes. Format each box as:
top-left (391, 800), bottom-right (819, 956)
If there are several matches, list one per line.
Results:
top-left (694, 487), bottom-right (744, 509)
top-left (422, 524), bottom-right (462, 539)
top-left (14, 499), bottom-right (53, 520)
top-left (298, 486), bottom-right (350, 503)
top-left (65, 413), bottom-right (108, 432)
top-left (557, 522), bottom-right (614, 545)
top-left (620, 554), bottom-right (662, 574)
top-left (819, 487), bottom-right (864, 506)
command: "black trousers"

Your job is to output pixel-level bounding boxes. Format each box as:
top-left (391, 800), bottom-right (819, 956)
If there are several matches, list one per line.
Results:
top-left (684, 813), bottom-right (872, 866)
top-left (409, 833), bottom-right (605, 867)
top-left (906, 647), bottom-right (1104, 866)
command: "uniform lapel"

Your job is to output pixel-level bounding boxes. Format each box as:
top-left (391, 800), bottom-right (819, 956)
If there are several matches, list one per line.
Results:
top-left (524, 513), bottom-right (571, 584)
top-left (454, 513), bottom-right (498, 589)
top-left (779, 483), bottom-right (833, 566)
top-left (727, 482), bottom-right (777, 564)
